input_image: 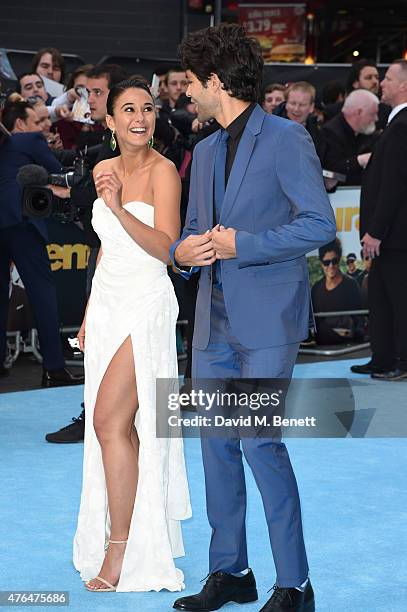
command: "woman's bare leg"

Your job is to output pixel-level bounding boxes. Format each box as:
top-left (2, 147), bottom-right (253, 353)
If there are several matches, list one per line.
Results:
top-left (86, 336), bottom-right (139, 590)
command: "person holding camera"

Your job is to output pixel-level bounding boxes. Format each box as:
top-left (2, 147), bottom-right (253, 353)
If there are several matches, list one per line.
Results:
top-left (0, 100), bottom-right (84, 386)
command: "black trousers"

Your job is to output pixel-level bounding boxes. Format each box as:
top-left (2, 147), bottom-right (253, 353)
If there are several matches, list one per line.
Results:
top-left (0, 222), bottom-right (64, 369)
top-left (369, 249), bottom-right (407, 371)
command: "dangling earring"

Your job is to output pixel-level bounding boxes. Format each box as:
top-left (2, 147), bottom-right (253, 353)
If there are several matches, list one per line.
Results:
top-left (148, 136), bottom-right (154, 149)
top-left (110, 130), bottom-right (117, 151)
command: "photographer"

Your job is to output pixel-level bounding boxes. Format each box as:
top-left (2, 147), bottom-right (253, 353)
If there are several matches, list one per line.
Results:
top-left (0, 100), bottom-right (84, 386)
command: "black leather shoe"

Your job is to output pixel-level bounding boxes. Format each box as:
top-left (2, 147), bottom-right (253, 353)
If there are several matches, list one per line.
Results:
top-left (45, 406), bottom-right (85, 443)
top-left (371, 369), bottom-right (407, 381)
top-left (0, 364), bottom-right (10, 377)
top-left (350, 361), bottom-right (375, 374)
top-left (260, 581), bottom-right (315, 612)
top-left (173, 570), bottom-right (258, 611)
top-left (42, 367), bottom-right (84, 388)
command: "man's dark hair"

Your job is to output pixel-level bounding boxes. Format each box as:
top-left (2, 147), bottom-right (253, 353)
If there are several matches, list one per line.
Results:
top-left (65, 64), bottom-right (94, 90)
top-left (87, 64), bottom-right (128, 89)
top-left (179, 23), bottom-right (264, 102)
top-left (346, 59), bottom-right (377, 94)
top-left (164, 65), bottom-right (185, 85)
top-left (106, 78), bottom-right (154, 116)
top-left (31, 47), bottom-right (66, 82)
top-left (318, 237), bottom-right (342, 261)
top-left (16, 72), bottom-right (44, 94)
top-left (2, 100), bottom-right (33, 131)
top-left (322, 80), bottom-right (345, 105)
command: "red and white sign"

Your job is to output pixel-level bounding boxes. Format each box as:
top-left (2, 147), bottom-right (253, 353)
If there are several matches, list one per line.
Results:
top-left (238, 3), bottom-right (306, 62)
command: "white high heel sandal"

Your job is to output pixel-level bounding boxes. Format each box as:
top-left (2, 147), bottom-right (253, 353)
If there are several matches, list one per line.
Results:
top-left (85, 539), bottom-right (127, 592)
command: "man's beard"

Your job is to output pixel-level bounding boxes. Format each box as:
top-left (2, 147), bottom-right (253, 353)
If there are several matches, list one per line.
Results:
top-left (196, 107), bottom-right (212, 123)
top-left (360, 122), bottom-right (376, 135)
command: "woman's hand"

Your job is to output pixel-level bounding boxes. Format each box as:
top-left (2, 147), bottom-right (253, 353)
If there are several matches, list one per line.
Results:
top-left (77, 320), bottom-right (86, 352)
top-left (94, 170), bottom-right (123, 215)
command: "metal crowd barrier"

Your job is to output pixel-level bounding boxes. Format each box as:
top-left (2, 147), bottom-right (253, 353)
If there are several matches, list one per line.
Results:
top-left (300, 309), bottom-right (370, 356)
top-left (6, 320), bottom-right (189, 368)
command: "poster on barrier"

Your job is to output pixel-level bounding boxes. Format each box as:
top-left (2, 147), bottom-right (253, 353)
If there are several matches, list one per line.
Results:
top-left (307, 187), bottom-right (362, 285)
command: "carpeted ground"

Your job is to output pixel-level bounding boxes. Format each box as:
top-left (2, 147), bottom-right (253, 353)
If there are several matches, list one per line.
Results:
top-left (0, 358), bottom-right (406, 611)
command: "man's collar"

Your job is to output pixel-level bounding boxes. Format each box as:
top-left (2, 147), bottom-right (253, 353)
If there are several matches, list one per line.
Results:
top-left (387, 102), bottom-right (407, 124)
top-left (225, 102), bottom-right (256, 140)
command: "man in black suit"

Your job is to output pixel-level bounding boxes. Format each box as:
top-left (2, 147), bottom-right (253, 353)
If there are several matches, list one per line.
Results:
top-left (321, 89), bottom-right (379, 186)
top-left (0, 101), bottom-right (84, 386)
top-left (358, 59), bottom-right (407, 380)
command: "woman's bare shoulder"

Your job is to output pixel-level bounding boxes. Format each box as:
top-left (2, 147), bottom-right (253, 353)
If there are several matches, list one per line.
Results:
top-left (150, 152), bottom-right (178, 179)
top-left (93, 157), bottom-right (118, 178)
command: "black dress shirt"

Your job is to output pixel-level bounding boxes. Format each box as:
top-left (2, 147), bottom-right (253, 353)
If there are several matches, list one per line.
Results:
top-left (223, 102), bottom-right (256, 184)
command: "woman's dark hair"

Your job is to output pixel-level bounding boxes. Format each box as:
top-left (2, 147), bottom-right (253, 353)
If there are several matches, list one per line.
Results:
top-left (179, 23), bottom-right (263, 102)
top-left (31, 47), bottom-right (66, 82)
top-left (2, 100), bottom-right (33, 131)
top-left (346, 59), bottom-right (377, 94)
top-left (106, 78), bottom-right (154, 115)
top-left (319, 237), bottom-right (342, 261)
top-left (65, 64), bottom-right (94, 90)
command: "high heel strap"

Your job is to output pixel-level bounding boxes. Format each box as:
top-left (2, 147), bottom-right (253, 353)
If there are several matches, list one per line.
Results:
top-left (108, 539), bottom-right (127, 544)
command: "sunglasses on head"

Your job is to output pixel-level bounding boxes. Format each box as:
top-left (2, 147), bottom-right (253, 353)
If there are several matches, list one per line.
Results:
top-left (322, 257), bottom-right (339, 266)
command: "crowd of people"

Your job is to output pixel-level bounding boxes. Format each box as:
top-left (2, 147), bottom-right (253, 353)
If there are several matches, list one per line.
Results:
top-left (1, 47), bottom-right (406, 397)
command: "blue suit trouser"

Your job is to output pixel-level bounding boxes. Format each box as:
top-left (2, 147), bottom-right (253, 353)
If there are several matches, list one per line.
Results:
top-left (0, 223), bottom-right (64, 369)
top-left (192, 287), bottom-right (309, 587)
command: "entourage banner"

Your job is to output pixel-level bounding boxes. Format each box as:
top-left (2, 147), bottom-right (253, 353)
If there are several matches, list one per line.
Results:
top-left (238, 3), bottom-right (306, 62)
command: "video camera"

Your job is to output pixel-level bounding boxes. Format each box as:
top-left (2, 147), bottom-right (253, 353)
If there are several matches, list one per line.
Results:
top-left (17, 154), bottom-right (93, 223)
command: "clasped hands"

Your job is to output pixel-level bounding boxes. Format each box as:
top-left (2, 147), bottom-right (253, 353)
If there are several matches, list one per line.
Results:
top-left (175, 225), bottom-right (237, 267)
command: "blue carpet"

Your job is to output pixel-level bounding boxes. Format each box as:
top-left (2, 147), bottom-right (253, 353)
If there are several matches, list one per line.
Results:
top-left (0, 358), bottom-right (406, 611)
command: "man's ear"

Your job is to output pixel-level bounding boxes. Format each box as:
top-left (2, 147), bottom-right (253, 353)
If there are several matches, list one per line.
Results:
top-left (14, 117), bottom-right (26, 132)
top-left (209, 73), bottom-right (223, 92)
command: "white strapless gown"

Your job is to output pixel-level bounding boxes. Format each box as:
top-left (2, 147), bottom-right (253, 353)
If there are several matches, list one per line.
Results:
top-left (73, 198), bottom-right (191, 592)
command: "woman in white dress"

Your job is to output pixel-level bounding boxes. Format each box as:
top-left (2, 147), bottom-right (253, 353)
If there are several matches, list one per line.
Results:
top-left (73, 78), bottom-right (191, 592)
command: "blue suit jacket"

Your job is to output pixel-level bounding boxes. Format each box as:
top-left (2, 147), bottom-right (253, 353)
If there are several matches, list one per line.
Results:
top-left (0, 132), bottom-right (62, 241)
top-left (171, 105), bottom-right (337, 350)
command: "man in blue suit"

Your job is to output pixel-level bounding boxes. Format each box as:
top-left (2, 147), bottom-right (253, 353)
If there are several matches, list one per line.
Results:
top-left (171, 25), bottom-right (336, 612)
top-left (0, 100), bottom-right (84, 386)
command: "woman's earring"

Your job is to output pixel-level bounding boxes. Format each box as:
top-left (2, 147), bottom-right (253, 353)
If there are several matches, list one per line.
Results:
top-left (148, 136), bottom-right (154, 149)
top-left (110, 131), bottom-right (117, 152)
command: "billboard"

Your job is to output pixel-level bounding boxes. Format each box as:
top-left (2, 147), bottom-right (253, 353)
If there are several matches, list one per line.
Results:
top-left (239, 3), bottom-right (306, 62)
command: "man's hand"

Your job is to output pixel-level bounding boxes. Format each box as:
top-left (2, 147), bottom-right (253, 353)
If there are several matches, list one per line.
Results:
top-left (212, 225), bottom-right (237, 259)
top-left (55, 104), bottom-right (73, 120)
top-left (66, 87), bottom-right (80, 104)
top-left (357, 153), bottom-right (372, 169)
top-left (47, 185), bottom-right (71, 199)
top-left (191, 118), bottom-right (204, 133)
top-left (174, 232), bottom-right (216, 267)
top-left (362, 232), bottom-right (381, 258)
